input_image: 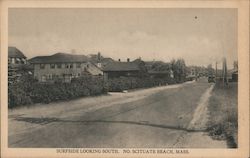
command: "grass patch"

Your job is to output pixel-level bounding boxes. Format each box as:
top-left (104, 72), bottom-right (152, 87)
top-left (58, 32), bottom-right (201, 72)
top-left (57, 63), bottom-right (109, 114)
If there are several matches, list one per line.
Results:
top-left (207, 81), bottom-right (238, 148)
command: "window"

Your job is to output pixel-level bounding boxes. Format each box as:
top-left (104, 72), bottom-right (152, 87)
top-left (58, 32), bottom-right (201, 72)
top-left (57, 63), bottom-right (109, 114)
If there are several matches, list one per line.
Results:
top-left (97, 63), bottom-right (102, 68)
top-left (12, 58), bottom-right (15, 64)
top-left (65, 63), bottom-right (73, 69)
top-left (40, 64), bottom-right (45, 69)
top-left (16, 58), bottom-right (22, 64)
top-left (76, 63), bottom-right (81, 68)
top-left (22, 58), bottom-right (27, 64)
top-left (48, 74), bottom-right (52, 80)
top-left (50, 64), bottom-right (55, 69)
top-left (47, 74), bottom-right (55, 80)
top-left (56, 64), bottom-right (61, 69)
top-left (65, 64), bottom-right (69, 69)
top-left (41, 75), bottom-right (46, 82)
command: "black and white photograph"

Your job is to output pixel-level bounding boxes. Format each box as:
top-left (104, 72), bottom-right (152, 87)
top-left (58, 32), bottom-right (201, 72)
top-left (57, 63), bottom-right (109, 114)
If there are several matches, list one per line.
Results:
top-left (1, 1), bottom-right (249, 157)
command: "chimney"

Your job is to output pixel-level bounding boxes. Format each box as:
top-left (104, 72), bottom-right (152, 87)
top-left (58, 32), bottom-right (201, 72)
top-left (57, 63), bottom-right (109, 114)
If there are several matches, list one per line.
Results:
top-left (118, 59), bottom-right (121, 62)
top-left (127, 58), bottom-right (130, 62)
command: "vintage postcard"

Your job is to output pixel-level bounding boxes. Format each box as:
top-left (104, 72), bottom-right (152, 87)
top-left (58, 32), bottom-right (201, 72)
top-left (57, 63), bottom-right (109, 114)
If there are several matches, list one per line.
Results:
top-left (1, 0), bottom-right (249, 157)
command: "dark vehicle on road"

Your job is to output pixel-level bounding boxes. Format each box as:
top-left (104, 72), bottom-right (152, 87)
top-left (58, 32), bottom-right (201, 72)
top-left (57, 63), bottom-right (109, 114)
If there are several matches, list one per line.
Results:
top-left (208, 76), bottom-right (215, 83)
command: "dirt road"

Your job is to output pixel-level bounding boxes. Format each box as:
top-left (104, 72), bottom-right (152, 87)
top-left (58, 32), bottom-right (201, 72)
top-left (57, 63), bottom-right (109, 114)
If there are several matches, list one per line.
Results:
top-left (8, 78), bottom-right (227, 148)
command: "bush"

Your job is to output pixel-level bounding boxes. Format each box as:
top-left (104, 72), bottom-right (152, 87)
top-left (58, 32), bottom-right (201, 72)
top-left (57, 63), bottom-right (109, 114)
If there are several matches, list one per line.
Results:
top-left (8, 84), bottom-right (33, 108)
top-left (8, 74), bottom-right (176, 107)
top-left (8, 75), bottom-right (106, 108)
top-left (107, 76), bottom-right (174, 92)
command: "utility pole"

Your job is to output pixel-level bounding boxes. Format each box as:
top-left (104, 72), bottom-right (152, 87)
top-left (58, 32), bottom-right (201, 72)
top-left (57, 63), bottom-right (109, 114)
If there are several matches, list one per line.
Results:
top-left (222, 57), bottom-right (228, 86)
top-left (224, 58), bottom-right (228, 85)
top-left (215, 61), bottom-right (217, 82)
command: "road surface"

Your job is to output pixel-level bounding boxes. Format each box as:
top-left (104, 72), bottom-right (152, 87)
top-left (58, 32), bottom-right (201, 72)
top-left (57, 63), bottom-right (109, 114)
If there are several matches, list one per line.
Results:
top-left (8, 78), bottom-right (227, 148)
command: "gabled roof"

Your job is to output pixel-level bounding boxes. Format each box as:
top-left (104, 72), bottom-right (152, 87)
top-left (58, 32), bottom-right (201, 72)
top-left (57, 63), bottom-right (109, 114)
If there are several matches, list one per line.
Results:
top-left (103, 62), bottom-right (140, 72)
top-left (8, 46), bottom-right (26, 59)
top-left (29, 53), bottom-right (89, 64)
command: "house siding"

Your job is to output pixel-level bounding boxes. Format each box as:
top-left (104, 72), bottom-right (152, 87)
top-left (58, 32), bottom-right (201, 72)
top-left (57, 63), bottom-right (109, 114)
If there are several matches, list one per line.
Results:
top-left (33, 62), bottom-right (100, 82)
top-left (8, 57), bottom-right (27, 65)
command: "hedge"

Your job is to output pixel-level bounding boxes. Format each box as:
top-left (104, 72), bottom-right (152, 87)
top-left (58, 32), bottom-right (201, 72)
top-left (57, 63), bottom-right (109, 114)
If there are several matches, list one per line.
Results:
top-left (8, 75), bottom-right (107, 108)
top-left (8, 74), bottom-right (183, 108)
top-left (107, 76), bottom-right (176, 92)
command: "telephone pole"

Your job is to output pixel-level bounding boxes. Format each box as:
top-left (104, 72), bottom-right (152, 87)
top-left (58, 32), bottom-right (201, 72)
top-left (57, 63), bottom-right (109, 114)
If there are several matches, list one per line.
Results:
top-left (215, 61), bottom-right (217, 82)
top-left (222, 57), bottom-right (228, 86)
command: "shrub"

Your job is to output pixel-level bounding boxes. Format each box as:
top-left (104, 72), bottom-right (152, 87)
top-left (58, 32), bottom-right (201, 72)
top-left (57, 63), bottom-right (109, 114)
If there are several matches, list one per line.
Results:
top-left (107, 76), bottom-right (174, 92)
top-left (8, 75), bottom-right (106, 108)
top-left (8, 84), bottom-right (33, 108)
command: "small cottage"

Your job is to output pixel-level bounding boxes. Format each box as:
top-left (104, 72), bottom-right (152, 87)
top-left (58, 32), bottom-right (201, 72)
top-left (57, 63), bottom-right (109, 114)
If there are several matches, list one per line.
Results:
top-left (102, 58), bottom-right (143, 80)
top-left (8, 46), bottom-right (31, 83)
top-left (8, 46), bottom-right (27, 65)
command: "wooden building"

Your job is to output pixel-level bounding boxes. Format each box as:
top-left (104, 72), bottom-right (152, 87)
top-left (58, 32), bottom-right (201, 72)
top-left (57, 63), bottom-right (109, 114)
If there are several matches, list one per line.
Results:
top-left (29, 52), bottom-right (103, 83)
top-left (8, 47), bottom-right (30, 83)
top-left (102, 59), bottom-right (143, 80)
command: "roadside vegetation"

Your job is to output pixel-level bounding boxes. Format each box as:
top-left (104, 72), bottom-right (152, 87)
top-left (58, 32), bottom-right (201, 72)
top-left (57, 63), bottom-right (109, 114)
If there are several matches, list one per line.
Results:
top-left (207, 81), bottom-right (238, 148)
top-left (8, 74), bottom-right (178, 108)
top-left (107, 76), bottom-right (176, 92)
top-left (8, 74), bottom-right (106, 108)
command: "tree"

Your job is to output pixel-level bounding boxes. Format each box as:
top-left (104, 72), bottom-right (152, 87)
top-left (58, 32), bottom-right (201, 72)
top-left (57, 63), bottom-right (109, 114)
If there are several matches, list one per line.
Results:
top-left (151, 61), bottom-right (171, 71)
top-left (207, 64), bottom-right (214, 76)
top-left (171, 58), bottom-right (187, 83)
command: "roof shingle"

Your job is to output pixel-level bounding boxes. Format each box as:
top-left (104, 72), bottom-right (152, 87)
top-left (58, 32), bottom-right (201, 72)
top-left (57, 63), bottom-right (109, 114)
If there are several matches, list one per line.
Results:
top-left (103, 62), bottom-right (140, 72)
top-left (8, 47), bottom-right (26, 58)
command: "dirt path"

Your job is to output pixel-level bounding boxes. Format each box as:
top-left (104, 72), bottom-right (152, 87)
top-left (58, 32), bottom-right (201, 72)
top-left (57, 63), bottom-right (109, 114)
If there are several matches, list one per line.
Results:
top-left (173, 84), bottom-right (227, 148)
top-left (187, 84), bottom-right (214, 130)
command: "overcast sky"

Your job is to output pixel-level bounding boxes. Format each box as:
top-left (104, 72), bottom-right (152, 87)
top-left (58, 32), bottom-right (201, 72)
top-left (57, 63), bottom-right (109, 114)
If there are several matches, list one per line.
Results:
top-left (9, 8), bottom-right (237, 68)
